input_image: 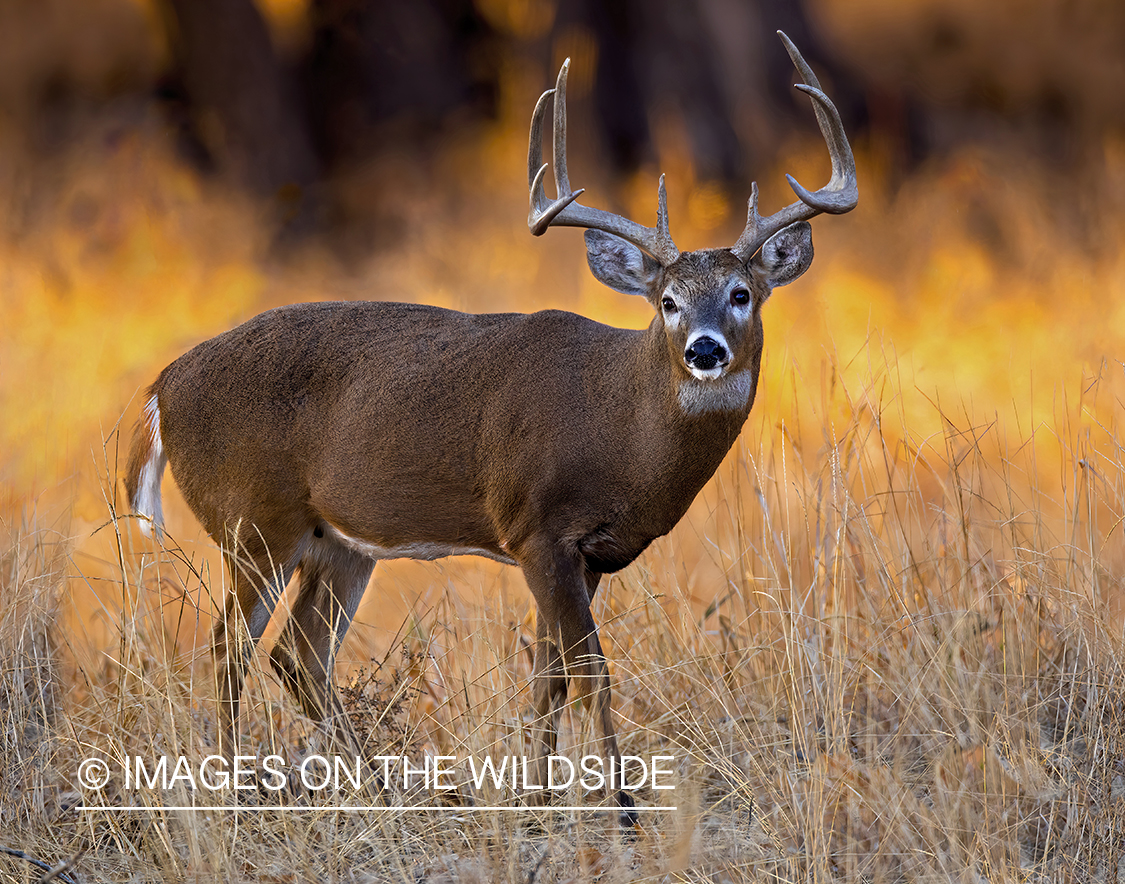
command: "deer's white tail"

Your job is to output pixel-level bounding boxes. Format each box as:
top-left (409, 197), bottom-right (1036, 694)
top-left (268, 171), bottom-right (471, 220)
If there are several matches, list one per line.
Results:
top-left (125, 393), bottom-right (168, 539)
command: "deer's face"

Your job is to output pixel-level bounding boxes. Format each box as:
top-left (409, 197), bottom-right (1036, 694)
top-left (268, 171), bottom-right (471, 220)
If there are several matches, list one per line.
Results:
top-left (656, 249), bottom-right (763, 381)
top-left (584, 222), bottom-right (815, 383)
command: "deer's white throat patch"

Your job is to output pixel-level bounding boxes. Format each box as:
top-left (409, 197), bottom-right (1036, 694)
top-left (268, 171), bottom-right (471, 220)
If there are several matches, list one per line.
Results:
top-left (677, 370), bottom-right (754, 416)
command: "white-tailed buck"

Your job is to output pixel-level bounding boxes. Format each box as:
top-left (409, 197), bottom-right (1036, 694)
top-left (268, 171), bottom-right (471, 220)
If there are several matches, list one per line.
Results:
top-left (126, 31), bottom-right (856, 821)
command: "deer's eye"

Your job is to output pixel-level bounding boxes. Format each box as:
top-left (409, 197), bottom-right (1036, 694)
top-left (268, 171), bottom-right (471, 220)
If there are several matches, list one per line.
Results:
top-left (731, 288), bottom-right (751, 306)
top-left (661, 297), bottom-right (678, 313)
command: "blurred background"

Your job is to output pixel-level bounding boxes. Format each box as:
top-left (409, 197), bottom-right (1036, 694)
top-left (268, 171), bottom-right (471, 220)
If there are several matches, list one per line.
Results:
top-left (1, 5), bottom-right (1123, 872)
top-left (1, 0), bottom-right (1123, 644)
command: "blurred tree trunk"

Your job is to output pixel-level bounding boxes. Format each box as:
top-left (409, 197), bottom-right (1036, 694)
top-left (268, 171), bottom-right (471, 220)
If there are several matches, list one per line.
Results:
top-left (302, 0), bottom-right (496, 164)
top-left (560, 0), bottom-right (870, 183)
top-left (561, 0), bottom-right (743, 181)
top-left (754, 0), bottom-right (869, 142)
top-left (160, 0), bottom-right (318, 211)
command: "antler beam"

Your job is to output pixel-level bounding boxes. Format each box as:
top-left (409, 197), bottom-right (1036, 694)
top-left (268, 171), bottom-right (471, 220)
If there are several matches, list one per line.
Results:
top-left (528, 60), bottom-right (681, 267)
top-left (731, 31), bottom-right (858, 262)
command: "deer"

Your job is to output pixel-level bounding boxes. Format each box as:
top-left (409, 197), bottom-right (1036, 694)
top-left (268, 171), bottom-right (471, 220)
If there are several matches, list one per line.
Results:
top-left (124, 31), bottom-right (856, 822)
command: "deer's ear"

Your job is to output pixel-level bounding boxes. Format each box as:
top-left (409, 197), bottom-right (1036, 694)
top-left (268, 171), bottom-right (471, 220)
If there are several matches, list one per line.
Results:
top-left (584, 230), bottom-right (662, 297)
top-left (753, 221), bottom-right (814, 290)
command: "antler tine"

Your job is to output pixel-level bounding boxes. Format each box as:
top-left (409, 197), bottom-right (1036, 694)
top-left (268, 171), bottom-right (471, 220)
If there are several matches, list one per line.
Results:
top-left (528, 79), bottom-right (582, 234)
top-left (732, 31), bottom-right (858, 262)
top-left (657, 174), bottom-right (671, 242)
top-left (527, 59), bottom-right (680, 265)
top-left (527, 87), bottom-right (550, 201)
top-left (552, 59), bottom-right (573, 204)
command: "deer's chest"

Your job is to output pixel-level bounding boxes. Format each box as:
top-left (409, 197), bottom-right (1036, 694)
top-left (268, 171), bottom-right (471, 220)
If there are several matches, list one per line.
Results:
top-left (576, 436), bottom-right (740, 573)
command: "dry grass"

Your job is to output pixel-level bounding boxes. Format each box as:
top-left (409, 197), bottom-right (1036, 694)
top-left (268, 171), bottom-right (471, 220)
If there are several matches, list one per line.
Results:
top-left (2, 9), bottom-right (1124, 877)
top-left (2, 351), bottom-right (1123, 883)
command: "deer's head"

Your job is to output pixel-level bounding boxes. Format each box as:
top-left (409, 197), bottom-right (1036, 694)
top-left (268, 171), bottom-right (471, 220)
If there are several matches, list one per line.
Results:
top-left (528, 32), bottom-right (856, 393)
top-left (583, 222), bottom-right (812, 383)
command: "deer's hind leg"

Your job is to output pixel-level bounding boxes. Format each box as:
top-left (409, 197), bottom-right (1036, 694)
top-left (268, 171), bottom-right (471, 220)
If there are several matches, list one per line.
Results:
top-left (269, 539), bottom-right (375, 753)
top-left (213, 531), bottom-right (299, 756)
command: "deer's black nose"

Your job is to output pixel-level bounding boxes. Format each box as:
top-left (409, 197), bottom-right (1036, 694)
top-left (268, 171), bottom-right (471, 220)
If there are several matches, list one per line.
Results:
top-left (685, 336), bottom-right (727, 371)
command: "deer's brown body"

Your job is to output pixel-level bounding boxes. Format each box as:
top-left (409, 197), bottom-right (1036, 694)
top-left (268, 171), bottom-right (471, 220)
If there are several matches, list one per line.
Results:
top-left (140, 296), bottom-right (755, 573)
top-left (125, 33), bottom-right (856, 822)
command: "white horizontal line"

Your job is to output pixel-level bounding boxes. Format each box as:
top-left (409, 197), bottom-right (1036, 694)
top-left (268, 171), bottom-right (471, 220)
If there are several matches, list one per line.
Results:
top-left (79, 805), bottom-right (674, 813)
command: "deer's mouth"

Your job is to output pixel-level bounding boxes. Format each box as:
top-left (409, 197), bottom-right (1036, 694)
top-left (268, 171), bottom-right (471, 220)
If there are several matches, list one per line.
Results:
top-left (687, 364), bottom-right (727, 381)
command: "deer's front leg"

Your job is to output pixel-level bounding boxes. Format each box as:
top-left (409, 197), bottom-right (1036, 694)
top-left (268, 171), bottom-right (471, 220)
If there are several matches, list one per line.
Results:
top-left (521, 542), bottom-right (637, 823)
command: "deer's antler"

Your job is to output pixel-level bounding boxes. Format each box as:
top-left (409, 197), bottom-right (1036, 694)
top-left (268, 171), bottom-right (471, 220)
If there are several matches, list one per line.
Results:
top-left (528, 59), bottom-right (681, 267)
top-left (731, 31), bottom-right (858, 262)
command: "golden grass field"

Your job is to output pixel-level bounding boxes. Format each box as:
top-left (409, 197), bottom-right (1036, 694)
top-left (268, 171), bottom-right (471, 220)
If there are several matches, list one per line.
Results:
top-left (3, 5), bottom-right (1125, 880)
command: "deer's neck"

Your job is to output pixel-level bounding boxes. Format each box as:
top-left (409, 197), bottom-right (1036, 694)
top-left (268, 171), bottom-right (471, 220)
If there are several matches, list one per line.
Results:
top-left (560, 323), bottom-right (757, 573)
top-left (633, 318), bottom-right (758, 427)
top-left (627, 321), bottom-right (758, 497)
top-left (675, 369), bottom-right (757, 417)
